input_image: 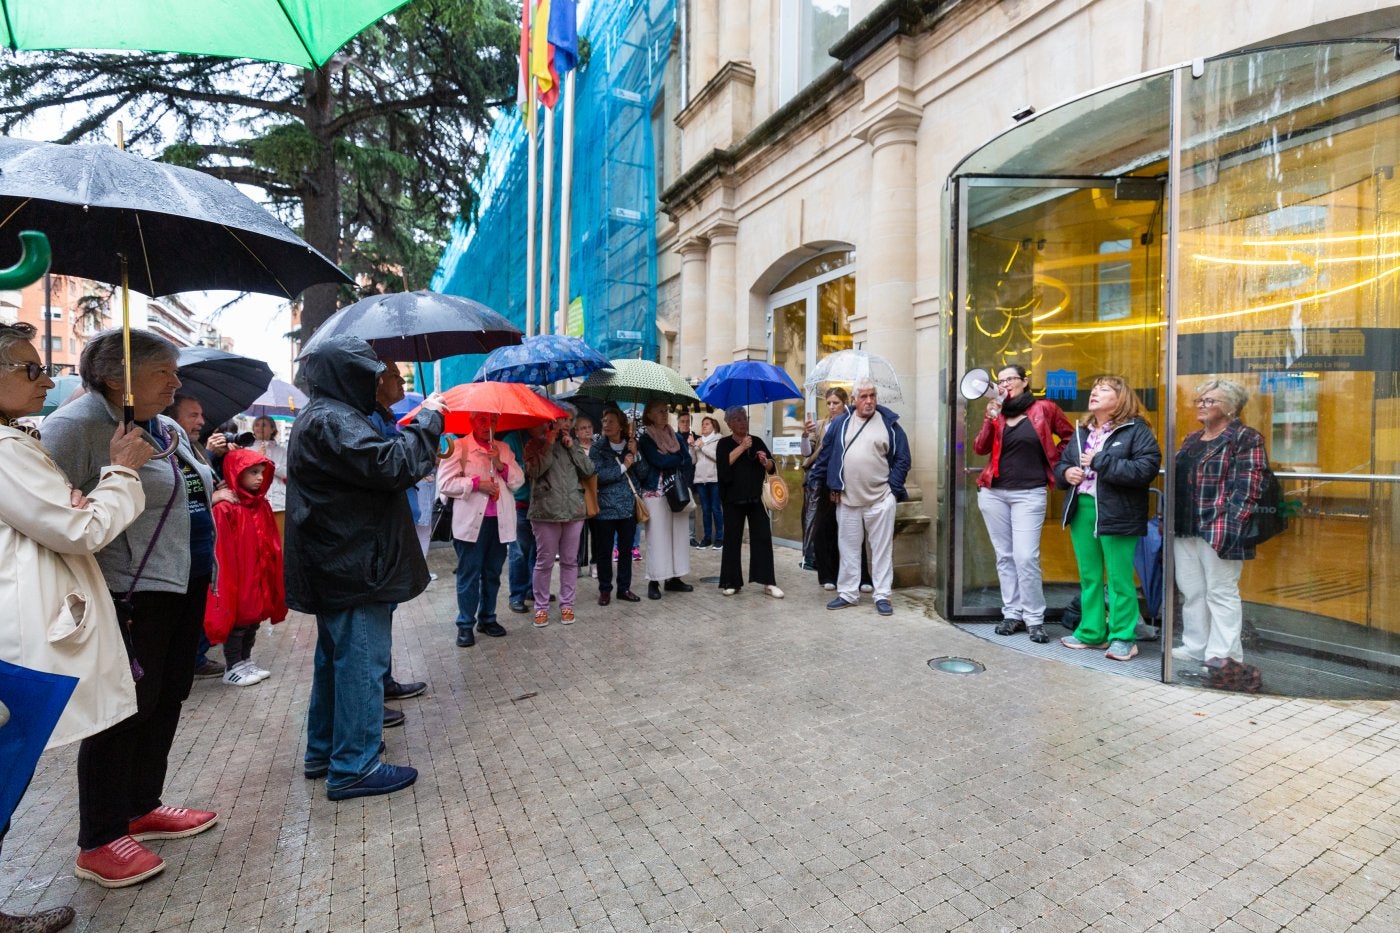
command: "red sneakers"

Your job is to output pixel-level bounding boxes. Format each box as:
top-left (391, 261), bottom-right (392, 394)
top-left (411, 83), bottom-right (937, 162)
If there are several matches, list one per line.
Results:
top-left (74, 836), bottom-right (165, 888)
top-left (128, 805), bottom-right (219, 841)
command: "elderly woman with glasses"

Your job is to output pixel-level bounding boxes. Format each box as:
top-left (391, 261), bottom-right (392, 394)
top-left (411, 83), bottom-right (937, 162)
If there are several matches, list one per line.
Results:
top-left (42, 328), bottom-right (228, 888)
top-left (0, 323), bottom-right (153, 929)
top-left (1172, 378), bottom-right (1268, 668)
top-left (972, 365), bottom-right (1074, 643)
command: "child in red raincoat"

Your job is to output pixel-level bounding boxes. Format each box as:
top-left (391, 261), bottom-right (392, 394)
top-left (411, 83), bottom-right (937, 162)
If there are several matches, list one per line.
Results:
top-left (206, 447), bottom-right (288, 686)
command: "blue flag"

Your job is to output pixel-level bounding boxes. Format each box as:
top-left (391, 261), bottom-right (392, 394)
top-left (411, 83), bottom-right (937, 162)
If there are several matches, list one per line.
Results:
top-left (0, 658), bottom-right (79, 829)
top-left (548, 0), bottom-right (579, 74)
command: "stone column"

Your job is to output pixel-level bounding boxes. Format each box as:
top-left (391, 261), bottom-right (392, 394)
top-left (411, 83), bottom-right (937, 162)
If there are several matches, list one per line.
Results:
top-left (856, 106), bottom-right (921, 399)
top-left (704, 222), bottom-right (739, 373)
top-left (720, 0), bottom-right (750, 69)
top-left (691, 0), bottom-right (718, 92)
top-left (677, 236), bottom-right (709, 382)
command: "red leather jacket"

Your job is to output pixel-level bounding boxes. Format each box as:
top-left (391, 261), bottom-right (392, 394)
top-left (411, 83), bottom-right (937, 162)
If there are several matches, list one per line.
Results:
top-left (973, 399), bottom-right (1074, 489)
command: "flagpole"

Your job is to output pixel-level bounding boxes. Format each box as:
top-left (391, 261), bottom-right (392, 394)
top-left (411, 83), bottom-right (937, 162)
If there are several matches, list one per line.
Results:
top-left (557, 70), bottom-right (575, 337)
top-left (540, 104), bottom-right (555, 336)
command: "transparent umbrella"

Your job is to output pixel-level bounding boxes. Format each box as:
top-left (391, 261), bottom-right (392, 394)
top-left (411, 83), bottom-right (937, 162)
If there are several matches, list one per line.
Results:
top-left (803, 349), bottom-right (903, 404)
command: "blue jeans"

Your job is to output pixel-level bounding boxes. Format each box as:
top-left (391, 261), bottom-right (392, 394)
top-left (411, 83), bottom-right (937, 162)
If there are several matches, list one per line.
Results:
top-left (695, 482), bottom-right (723, 543)
top-left (507, 504), bottom-right (536, 604)
top-left (454, 518), bottom-right (507, 632)
top-left (305, 603), bottom-right (393, 790)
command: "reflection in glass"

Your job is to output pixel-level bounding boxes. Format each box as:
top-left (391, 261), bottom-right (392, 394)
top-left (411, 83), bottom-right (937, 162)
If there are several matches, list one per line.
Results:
top-left (947, 40), bottom-right (1400, 698)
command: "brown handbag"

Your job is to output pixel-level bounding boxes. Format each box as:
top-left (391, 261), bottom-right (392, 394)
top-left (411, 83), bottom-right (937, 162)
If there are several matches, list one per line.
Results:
top-left (581, 473), bottom-right (600, 519)
top-left (623, 470), bottom-right (649, 524)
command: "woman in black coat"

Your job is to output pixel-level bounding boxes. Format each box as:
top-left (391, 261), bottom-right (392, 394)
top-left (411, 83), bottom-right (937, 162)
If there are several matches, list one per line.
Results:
top-left (1053, 374), bottom-right (1161, 662)
top-left (715, 406), bottom-right (783, 598)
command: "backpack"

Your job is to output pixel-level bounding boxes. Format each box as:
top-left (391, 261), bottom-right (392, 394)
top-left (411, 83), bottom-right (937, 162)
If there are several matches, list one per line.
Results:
top-left (1242, 465), bottom-right (1288, 547)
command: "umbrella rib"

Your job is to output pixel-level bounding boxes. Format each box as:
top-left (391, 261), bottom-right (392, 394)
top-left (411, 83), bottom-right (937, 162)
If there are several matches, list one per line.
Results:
top-left (0, 198), bottom-right (31, 232)
top-left (222, 225), bottom-right (292, 297)
top-left (135, 214), bottom-right (156, 294)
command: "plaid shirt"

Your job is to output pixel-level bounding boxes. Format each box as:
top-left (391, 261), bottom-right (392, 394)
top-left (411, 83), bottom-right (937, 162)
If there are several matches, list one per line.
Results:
top-left (1176, 420), bottom-right (1267, 560)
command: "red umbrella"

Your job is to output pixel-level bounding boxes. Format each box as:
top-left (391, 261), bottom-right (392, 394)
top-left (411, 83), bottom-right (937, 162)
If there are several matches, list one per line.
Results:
top-left (398, 381), bottom-right (567, 434)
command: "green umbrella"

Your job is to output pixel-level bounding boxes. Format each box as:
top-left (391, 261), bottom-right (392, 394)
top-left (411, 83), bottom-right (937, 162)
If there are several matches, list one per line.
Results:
top-left (0, 0), bottom-right (413, 68)
top-left (574, 358), bottom-right (701, 408)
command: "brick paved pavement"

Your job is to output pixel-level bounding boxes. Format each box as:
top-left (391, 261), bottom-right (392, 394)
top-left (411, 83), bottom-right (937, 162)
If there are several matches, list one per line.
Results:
top-left (3, 545), bottom-right (1398, 931)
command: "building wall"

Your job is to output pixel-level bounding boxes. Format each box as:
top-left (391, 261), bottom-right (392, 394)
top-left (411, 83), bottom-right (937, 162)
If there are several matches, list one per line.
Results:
top-left (662, 0), bottom-right (1400, 585)
top-left (1, 276), bottom-right (112, 374)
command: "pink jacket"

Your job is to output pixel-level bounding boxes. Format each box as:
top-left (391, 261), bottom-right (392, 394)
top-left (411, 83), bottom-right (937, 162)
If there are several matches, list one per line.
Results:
top-left (437, 435), bottom-right (525, 543)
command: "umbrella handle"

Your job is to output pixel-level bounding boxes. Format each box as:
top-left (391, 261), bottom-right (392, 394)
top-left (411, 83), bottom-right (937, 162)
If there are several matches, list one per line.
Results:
top-left (0, 231), bottom-right (52, 289)
top-left (437, 435), bottom-right (456, 461)
top-left (126, 405), bottom-right (181, 460)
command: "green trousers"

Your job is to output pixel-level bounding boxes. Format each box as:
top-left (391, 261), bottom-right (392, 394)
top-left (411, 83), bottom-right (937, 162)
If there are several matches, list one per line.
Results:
top-left (1067, 495), bottom-right (1141, 645)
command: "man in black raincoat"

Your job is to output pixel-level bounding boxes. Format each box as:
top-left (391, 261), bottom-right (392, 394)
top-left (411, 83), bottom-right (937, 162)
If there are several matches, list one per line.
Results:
top-left (285, 335), bottom-right (447, 800)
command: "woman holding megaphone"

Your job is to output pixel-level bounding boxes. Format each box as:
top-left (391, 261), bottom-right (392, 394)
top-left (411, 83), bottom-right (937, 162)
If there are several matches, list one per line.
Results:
top-left (972, 365), bottom-right (1074, 644)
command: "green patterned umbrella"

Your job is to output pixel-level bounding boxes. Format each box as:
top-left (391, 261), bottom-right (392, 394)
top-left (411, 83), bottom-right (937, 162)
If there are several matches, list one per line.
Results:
top-left (574, 358), bottom-right (700, 407)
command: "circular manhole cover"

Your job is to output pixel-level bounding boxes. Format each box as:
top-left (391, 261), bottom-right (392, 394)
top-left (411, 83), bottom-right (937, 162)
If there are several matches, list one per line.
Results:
top-left (928, 656), bottom-right (986, 675)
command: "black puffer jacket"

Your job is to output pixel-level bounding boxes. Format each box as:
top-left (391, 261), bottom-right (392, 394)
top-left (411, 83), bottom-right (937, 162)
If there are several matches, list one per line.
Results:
top-left (1054, 418), bottom-right (1161, 537)
top-left (284, 336), bottom-right (443, 614)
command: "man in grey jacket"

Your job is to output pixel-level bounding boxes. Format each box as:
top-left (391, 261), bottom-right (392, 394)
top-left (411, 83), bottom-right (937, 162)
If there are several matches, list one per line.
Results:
top-left (286, 336), bottom-right (447, 801)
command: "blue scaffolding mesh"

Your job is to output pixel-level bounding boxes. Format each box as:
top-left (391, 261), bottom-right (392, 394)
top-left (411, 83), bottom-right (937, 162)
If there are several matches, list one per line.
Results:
top-left (430, 0), bottom-right (676, 390)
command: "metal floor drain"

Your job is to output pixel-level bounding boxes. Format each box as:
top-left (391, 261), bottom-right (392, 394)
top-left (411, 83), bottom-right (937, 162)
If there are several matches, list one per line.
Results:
top-left (928, 656), bottom-right (985, 675)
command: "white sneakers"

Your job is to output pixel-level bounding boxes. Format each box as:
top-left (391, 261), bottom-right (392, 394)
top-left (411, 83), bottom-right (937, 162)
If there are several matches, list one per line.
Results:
top-left (822, 583), bottom-right (836, 591)
top-left (721, 588), bottom-right (737, 596)
top-left (222, 659), bottom-right (270, 686)
top-left (859, 584), bottom-right (874, 594)
top-left (765, 585), bottom-right (785, 599)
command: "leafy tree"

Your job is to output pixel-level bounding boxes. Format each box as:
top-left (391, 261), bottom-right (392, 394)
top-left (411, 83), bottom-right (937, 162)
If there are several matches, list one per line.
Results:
top-left (0, 0), bottom-right (520, 337)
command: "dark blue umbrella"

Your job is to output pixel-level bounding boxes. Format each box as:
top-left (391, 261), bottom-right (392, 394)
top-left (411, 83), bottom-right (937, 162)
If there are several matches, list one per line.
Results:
top-left (473, 334), bottom-right (612, 385)
top-left (697, 360), bottom-right (802, 409)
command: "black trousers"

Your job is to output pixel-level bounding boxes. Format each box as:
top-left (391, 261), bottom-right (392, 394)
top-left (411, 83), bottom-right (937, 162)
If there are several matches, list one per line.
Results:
top-left (592, 516), bottom-right (638, 594)
top-left (813, 494), bottom-right (870, 587)
top-left (223, 623), bottom-right (259, 667)
top-left (77, 575), bottom-right (208, 849)
top-left (719, 501), bottom-right (776, 589)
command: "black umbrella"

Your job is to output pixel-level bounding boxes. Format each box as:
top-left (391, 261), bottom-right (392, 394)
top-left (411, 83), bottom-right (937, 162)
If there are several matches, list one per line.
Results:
top-left (176, 347), bottom-right (274, 430)
top-left (0, 138), bottom-right (349, 297)
top-left (0, 137), bottom-right (349, 456)
top-left (297, 290), bottom-right (522, 363)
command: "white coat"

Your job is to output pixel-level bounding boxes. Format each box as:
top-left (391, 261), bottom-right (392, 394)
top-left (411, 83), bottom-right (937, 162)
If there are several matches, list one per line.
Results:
top-left (0, 425), bottom-right (142, 749)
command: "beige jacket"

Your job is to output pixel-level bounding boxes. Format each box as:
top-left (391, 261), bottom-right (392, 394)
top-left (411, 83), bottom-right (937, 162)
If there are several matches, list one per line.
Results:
top-left (0, 425), bottom-right (142, 748)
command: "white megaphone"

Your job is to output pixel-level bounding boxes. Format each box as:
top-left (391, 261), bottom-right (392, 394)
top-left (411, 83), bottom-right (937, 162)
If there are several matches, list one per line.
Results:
top-left (958, 367), bottom-right (1003, 402)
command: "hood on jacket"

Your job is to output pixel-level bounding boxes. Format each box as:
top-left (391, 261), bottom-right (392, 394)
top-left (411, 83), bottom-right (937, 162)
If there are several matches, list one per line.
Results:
top-left (222, 447), bottom-right (275, 505)
top-left (300, 335), bottom-right (384, 415)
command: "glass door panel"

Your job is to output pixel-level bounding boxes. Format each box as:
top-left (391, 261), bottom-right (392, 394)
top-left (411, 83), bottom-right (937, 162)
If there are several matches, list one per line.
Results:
top-left (952, 178), bottom-right (1166, 620)
top-left (1172, 44), bottom-right (1400, 696)
top-left (770, 296), bottom-right (808, 543)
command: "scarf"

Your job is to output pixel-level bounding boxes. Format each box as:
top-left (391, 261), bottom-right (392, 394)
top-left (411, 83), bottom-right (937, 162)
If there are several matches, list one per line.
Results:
top-left (1002, 391), bottom-right (1035, 418)
top-left (646, 423), bottom-right (680, 453)
top-left (1, 415), bottom-right (40, 440)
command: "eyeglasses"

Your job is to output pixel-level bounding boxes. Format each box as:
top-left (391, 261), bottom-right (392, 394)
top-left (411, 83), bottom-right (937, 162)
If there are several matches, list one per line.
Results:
top-left (1194, 398), bottom-right (1222, 407)
top-left (996, 376), bottom-right (1023, 384)
top-left (2, 362), bottom-right (55, 382)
